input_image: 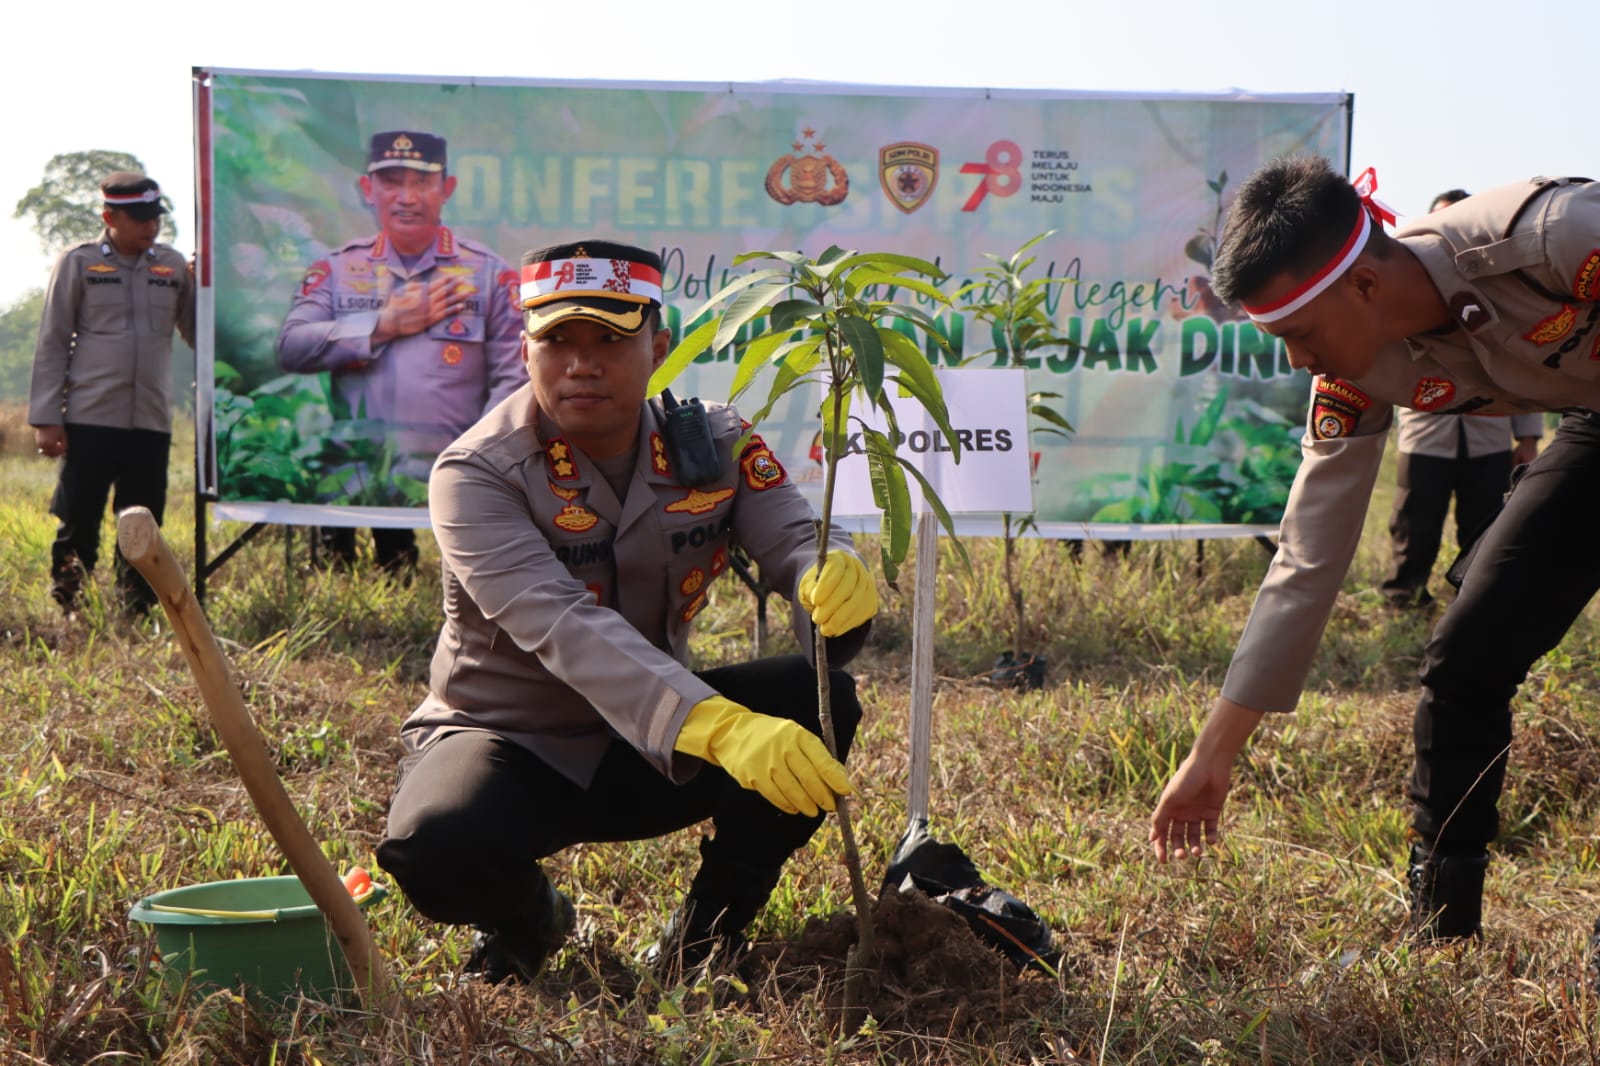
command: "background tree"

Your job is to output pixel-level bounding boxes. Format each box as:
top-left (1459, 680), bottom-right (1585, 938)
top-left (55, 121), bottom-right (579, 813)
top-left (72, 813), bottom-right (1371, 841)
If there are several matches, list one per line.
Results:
top-left (0, 289), bottom-right (46, 401)
top-left (14, 150), bottom-right (177, 253)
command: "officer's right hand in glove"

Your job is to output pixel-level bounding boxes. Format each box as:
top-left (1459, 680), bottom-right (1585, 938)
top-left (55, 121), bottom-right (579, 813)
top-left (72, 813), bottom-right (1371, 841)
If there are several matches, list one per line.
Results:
top-left (673, 695), bottom-right (851, 816)
top-left (798, 553), bottom-right (878, 636)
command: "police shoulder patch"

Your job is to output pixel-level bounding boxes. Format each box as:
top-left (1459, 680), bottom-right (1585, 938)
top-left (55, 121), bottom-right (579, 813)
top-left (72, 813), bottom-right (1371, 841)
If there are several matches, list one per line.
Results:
top-left (739, 434), bottom-right (787, 490)
top-left (1575, 250), bottom-right (1600, 301)
top-left (1412, 376), bottom-right (1457, 411)
top-left (300, 259), bottom-right (331, 296)
top-left (1309, 376), bottom-right (1371, 441)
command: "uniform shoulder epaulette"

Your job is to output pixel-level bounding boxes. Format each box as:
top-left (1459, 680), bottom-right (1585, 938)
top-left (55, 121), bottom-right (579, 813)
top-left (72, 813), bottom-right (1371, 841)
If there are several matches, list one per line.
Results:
top-left (707, 404), bottom-right (743, 439)
top-left (331, 233), bottom-right (382, 255)
top-left (450, 234), bottom-right (506, 262)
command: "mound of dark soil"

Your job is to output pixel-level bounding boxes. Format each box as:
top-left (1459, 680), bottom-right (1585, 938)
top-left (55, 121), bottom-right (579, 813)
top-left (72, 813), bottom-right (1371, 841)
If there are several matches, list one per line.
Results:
top-left (748, 888), bottom-right (1063, 1042)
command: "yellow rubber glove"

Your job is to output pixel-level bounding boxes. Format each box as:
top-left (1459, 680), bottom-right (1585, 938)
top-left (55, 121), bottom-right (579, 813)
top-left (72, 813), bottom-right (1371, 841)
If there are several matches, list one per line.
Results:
top-left (798, 553), bottom-right (878, 637)
top-left (673, 696), bottom-right (851, 816)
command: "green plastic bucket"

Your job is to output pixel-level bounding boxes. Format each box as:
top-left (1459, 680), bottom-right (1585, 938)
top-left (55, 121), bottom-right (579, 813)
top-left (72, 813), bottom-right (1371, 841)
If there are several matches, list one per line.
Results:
top-left (129, 874), bottom-right (387, 1001)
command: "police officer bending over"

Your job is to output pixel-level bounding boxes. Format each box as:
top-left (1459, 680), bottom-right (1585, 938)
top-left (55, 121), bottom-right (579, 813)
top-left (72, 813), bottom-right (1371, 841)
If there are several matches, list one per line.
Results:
top-left (376, 240), bottom-right (877, 983)
top-left (1149, 158), bottom-right (1600, 948)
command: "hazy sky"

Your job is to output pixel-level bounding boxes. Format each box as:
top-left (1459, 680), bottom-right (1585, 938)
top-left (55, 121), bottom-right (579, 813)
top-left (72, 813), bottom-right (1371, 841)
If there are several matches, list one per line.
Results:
top-left (4, 0), bottom-right (1592, 308)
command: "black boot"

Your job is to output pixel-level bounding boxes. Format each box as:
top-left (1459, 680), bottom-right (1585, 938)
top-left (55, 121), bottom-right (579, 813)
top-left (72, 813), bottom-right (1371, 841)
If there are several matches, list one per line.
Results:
top-left (648, 838), bottom-right (783, 982)
top-left (1407, 843), bottom-right (1488, 940)
top-left (463, 870), bottom-right (575, 985)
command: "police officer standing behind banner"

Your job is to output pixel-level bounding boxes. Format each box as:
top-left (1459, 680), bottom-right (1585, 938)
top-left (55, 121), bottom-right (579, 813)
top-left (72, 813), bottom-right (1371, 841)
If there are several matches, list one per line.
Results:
top-left (277, 131), bottom-right (524, 575)
top-left (1148, 158), bottom-right (1600, 945)
top-left (1380, 188), bottom-right (1544, 609)
top-left (376, 240), bottom-right (878, 984)
top-left (29, 172), bottom-right (194, 616)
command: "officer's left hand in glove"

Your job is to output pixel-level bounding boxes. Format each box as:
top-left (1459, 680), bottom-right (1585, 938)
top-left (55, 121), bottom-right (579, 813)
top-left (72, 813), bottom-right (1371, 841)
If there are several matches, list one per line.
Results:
top-left (674, 695), bottom-right (851, 816)
top-left (798, 553), bottom-right (878, 637)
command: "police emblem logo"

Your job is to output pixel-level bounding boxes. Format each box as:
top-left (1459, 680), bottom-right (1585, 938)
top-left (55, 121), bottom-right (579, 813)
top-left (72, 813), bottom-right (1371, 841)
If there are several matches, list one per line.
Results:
top-left (1524, 304), bottom-right (1577, 345)
top-left (766, 127), bottom-right (849, 206)
top-left (1309, 376), bottom-right (1370, 440)
top-left (740, 436), bottom-right (787, 491)
top-left (447, 319), bottom-right (468, 337)
top-left (680, 590), bottom-right (708, 623)
top-left (1412, 377), bottom-right (1457, 411)
top-left (554, 505), bottom-right (599, 532)
top-left (680, 568), bottom-right (705, 597)
top-left (665, 487), bottom-right (735, 515)
top-left (149, 264), bottom-right (175, 277)
top-left (299, 260), bottom-right (330, 296)
top-left (879, 142), bottom-right (939, 214)
top-left (442, 343), bottom-right (463, 366)
top-left (392, 133), bottom-right (415, 152)
top-left (1576, 250), bottom-right (1600, 301)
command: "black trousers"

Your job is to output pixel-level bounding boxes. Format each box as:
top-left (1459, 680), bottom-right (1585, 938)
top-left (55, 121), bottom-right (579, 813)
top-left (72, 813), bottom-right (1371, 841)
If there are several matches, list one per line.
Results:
top-left (1381, 447), bottom-right (1511, 602)
top-left (48, 423), bottom-right (170, 611)
top-left (315, 527), bottom-right (418, 575)
top-left (376, 655), bottom-right (861, 931)
top-left (1410, 412), bottom-right (1600, 852)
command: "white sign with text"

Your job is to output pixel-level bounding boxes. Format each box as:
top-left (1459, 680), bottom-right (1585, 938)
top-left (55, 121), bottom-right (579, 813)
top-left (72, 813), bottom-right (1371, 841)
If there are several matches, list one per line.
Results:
top-left (830, 368), bottom-right (1034, 517)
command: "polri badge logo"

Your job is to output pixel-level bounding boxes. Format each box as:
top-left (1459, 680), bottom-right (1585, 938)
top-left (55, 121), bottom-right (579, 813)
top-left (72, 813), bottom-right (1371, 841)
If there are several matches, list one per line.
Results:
top-left (766, 128), bottom-right (849, 207)
top-left (879, 143), bottom-right (938, 214)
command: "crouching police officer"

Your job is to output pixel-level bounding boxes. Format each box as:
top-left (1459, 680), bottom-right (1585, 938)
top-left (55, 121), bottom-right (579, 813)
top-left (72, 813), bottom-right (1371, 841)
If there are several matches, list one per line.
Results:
top-left (376, 240), bottom-right (877, 983)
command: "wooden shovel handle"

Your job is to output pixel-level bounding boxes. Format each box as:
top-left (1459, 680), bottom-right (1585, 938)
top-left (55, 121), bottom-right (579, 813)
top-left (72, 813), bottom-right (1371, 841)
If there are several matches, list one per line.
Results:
top-left (116, 507), bottom-right (390, 1007)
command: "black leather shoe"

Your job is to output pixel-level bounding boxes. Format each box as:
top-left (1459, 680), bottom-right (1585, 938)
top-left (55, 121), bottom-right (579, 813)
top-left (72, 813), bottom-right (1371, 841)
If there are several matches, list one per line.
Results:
top-left (1407, 844), bottom-right (1488, 940)
top-left (463, 883), bottom-right (575, 985)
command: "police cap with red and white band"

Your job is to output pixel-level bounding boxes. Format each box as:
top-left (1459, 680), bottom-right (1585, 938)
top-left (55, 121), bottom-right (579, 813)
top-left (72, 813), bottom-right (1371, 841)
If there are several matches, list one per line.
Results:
top-left (100, 171), bottom-right (167, 221)
top-left (520, 240), bottom-right (664, 337)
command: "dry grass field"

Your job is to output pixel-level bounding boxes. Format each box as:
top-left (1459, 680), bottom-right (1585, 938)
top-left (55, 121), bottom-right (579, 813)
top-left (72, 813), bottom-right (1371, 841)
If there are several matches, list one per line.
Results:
top-left (5, 403), bottom-right (1600, 1063)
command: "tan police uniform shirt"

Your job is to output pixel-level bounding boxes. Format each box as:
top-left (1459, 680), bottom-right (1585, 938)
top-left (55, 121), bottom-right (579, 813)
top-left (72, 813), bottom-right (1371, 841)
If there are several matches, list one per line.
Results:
top-left (400, 385), bottom-right (864, 788)
top-left (1225, 177), bottom-right (1600, 713)
top-left (29, 233), bottom-right (195, 432)
top-left (1394, 408), bottom-right (1543, 458)
top-left (275, 227), bottom-right (525, 485)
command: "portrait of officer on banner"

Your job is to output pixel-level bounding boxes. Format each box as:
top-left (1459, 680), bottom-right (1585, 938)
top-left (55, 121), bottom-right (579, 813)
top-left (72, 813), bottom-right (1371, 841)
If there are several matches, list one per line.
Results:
top-left (275, 129), bottom-right (525, 510)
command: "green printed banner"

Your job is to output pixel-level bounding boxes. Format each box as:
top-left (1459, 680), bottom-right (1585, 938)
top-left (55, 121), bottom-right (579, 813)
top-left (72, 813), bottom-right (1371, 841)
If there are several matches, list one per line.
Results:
top-left (195, 69), bottom-right (1350, 536)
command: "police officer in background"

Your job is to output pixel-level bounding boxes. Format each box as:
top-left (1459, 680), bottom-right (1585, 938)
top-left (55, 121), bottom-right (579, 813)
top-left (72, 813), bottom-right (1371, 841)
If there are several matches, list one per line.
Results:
top-left (376, 240), bottom-right (878, 984)
top-left (277, 130), bottom-right (524, 575)
top-left (29, 172), bottom-right (194, 616)
top-left (1380, 188), bottom-right (1543, 609)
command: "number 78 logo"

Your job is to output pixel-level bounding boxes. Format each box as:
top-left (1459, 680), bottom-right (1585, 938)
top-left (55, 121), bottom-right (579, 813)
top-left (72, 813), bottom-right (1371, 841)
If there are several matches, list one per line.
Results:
top-left (961, 140), bottom-right (1023, 212)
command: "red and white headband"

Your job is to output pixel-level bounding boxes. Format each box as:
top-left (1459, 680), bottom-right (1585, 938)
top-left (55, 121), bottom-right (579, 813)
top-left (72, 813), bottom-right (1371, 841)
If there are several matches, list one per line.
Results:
top-left (1241, 166), bottom-right (1398, 324)
top-left (520, 256), bottom-right (663, 309)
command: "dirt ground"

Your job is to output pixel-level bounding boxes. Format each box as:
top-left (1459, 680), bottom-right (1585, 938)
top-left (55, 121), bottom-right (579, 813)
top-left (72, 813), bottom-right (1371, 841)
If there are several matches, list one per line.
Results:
top-left (541, 887), bottom-right (1064, 1052)
top-left (750, 889), bottom-right (1064, 1043)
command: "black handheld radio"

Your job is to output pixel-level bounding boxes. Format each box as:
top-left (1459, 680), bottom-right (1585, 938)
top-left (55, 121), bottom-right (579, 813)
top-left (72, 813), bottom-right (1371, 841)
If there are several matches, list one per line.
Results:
top-left (660, 388), bottom-right (723, 487)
